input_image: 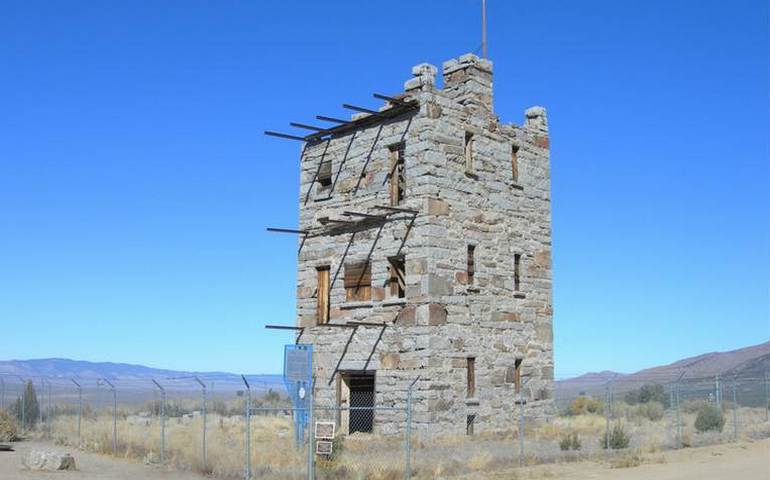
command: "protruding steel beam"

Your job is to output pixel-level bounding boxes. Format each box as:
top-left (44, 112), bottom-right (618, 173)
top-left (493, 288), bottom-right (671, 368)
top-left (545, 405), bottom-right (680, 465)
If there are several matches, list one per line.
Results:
top-left (266, 227), bottom-right (309, 234)
top-left (373, 93), bottom-right (407, 105)
top-left (264, 131), bottom-right (307, 141)
top-left (342, 104), bottom-right (383, 116)
top-left (316, 115), bottom-right (352, 125)
top-left (374, 205), bottom-right (419, 215)
top-left (265, 325), bottom-right (304, 331)
top-left (342, 211), bottom-right (386, 219)
top-left (289, 122), bottom-right (329, 132)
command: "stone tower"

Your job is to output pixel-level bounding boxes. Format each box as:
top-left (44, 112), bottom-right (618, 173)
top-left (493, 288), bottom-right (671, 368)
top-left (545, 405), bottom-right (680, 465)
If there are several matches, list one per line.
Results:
top-left (292, 53), bottom-right (553, 435)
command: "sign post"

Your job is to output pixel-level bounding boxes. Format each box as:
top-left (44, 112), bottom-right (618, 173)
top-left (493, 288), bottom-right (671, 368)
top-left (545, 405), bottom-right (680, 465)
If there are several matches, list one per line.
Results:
top-left (283, 344), bottom-right (313, 449)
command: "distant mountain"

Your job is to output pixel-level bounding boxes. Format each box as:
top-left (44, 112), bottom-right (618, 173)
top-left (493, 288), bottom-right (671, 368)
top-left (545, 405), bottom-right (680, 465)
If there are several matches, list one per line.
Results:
top-left (0, 358), bottom-right (283, 393)
top-left (556, 340), bottom-right (770, 401)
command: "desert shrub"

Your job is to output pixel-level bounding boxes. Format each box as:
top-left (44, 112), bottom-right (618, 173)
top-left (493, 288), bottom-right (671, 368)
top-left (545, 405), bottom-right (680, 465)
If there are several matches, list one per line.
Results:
top-left (559, 432), bottom-right (581, 451)
top-left (681, 399), bottom-right (710, 414)
top-left (636, 401), bottom-right (664, 421)
top-left (601, 423), bottom-right (630, 449)
top-left (9, 381), bottom-right (39, 427)
top-left (694, 404), bottom-right (725, 432)
top-left (567, 396), bottom-right (604, 416)
top-left (625, 384), bottom-right (667, 407)
top-left (0, 410), bottom-right (19, 441)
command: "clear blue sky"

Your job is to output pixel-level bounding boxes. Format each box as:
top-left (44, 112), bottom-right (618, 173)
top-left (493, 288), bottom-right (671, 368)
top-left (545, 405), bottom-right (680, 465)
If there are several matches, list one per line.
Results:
top-left (1, 1), bottom-right (768, 378)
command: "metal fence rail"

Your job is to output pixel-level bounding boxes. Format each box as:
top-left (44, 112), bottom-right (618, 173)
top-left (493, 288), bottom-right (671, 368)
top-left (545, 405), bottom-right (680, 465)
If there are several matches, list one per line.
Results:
top-left (0, 372), bottom-right (768, 479)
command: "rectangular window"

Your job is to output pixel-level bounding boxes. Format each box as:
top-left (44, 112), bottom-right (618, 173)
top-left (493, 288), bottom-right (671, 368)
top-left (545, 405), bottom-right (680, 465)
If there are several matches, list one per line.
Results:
top-left (511, 145), bottom-right (519, 183)
top-left (514, 253), bottom-right (521, 292)
top-left (514, 358), bottom-right (523, 394)
top-left (467, 245), bottom-right (476, 285)
top-left (389, 143), bottom-right (405, 206)
top-left (387, 255), bottom-right (406, 299)
top-left (316, 266), bottom-right (330, 325)
top-left (464, 132), bottom-right (474, 172)
top-left (466, 414), bottom-right (476, 435)
top-left (318, 159), bottom-right (332, 189)
top-left (466, 357), bottom-right (476, 398)
top-left (344, 262), bottom-right (371, 302)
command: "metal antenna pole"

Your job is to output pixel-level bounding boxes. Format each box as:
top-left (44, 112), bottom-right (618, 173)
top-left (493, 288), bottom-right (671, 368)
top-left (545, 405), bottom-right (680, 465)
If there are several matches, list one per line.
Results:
top-left (152, 379), bottom-right (166, 465)
top-left (71, 379), bottom-right (82, 446)
top-left (241, 375), bottom-right (252, 480)
top-left (194, 376), bottom-right (207, 470)
top-left (481, 0), bottom-right (488, 58)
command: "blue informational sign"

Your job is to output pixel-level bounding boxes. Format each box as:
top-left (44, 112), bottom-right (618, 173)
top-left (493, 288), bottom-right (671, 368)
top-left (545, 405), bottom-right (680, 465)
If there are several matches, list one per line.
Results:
top-left (283, 344), bottom-right (313, 447)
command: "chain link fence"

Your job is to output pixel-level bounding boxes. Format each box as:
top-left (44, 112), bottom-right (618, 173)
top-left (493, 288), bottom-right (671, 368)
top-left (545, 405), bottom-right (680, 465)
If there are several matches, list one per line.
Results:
top-left (1, 372), bottom-right (768, 478)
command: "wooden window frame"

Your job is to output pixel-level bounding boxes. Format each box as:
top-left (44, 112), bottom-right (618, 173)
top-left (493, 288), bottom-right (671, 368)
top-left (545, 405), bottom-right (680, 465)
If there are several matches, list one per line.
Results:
top-left (316, 266), bottom-right (330, 325)
top-left (514, 358), bottom-right (523, 394)
top-left (466, 357), bottom-right (476, 398)
top-left (387, 255), bottom-right (406, 299)
top-left (514, 253), bottom-right (521, 292)
top-left (467, 245), bottom-right (476, 285)
top-left (317, 159), bottom-right (332, 190)
top-left (511, 145), bottom-right (520, 183)
top-left (344, 261), bottom-right (372, 302)
top-left (464, 132), bottom-right (474, 173)
top-left (389, 143), bottom-right (406, 206)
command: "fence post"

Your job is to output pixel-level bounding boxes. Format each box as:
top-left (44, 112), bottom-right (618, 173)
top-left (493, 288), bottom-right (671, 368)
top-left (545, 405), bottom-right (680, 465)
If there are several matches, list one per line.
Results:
top-left (47, 380), bottom-right (52, 439)
top-left (604, 382), bottom-right (610, 454)
top-left (405, 376), bottom-right (419, 480)
top-left (731, 382), bottom-right (738, 441)
top-left (765, 372), bottom-right (770, 422)
top-left (194, 376), bottom-right (207, 471)
top-left (715, 374), bottom-right (721, 408)
top-left (0, 377), bottom-right (4, 410)
top-left (306, 376), bottom-right (315, 480)
top-left (39, 379), bottom-right (45, 428)
top-left (518, 387), bottom-right (525, 467)
top-left (152, 379), bottom-right (166, 465)
top-left (241, 375), bottom-right (252, 480)
top-left (71, 380), bottom-right (82, 447)
top-left (17, 376), bottom-right (27, 432)
top-left (675, 381), bottom-right (681, 448)
top-left (98, 378), bottom-right (117, 454)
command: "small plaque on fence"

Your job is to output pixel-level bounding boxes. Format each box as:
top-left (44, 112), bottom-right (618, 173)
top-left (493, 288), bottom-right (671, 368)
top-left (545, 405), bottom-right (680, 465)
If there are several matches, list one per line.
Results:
top-left (316, 440), bottom-right (333, 456)
top-left (315, 421), bottom-right (335, 440)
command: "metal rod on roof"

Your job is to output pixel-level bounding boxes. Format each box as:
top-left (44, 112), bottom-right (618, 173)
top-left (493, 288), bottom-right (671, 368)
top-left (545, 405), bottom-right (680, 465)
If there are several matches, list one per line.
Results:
top-left (342, 104), bottom-right (382, 116)
top-left (264, 131), bottom-right (308, 141)
top-left (346, 321), bottom-right (388, 327)
top-left (289, 122), bottom-right (329, 132)
top-left (316, 115), bottom-right (352, 125)
top-left (265, 325), bottom-right (304, 331)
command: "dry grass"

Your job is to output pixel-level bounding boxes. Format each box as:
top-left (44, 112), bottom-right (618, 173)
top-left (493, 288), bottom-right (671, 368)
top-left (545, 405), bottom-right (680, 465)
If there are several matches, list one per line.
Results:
top-left (45, 405), bottom-right (770, 479)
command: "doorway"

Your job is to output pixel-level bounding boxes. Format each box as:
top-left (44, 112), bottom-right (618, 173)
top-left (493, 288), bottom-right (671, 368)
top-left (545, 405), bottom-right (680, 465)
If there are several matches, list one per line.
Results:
top-left (337, 371), bottom-right (375, 434)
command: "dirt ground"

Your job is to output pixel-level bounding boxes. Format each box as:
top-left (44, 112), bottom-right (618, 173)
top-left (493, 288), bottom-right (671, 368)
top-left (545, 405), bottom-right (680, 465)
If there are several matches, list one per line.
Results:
top-left (0, 441), bottom-right (207, 480)
top-left (1, 438), bottom-right (768, 479)
top-left (476, 437), bottom-right (770, 480)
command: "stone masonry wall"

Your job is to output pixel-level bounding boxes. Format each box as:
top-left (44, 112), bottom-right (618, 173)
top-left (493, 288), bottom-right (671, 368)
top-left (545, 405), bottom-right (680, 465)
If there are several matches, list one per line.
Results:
top-left (294, 53), bottom-right (553, 436)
